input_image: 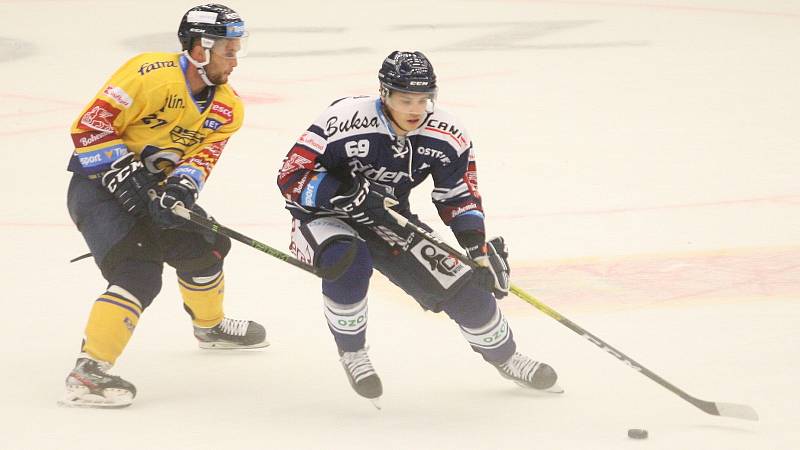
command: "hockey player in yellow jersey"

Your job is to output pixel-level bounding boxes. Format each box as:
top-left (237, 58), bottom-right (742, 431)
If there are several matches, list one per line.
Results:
top-left (60, 4), bottom-right (267, 409)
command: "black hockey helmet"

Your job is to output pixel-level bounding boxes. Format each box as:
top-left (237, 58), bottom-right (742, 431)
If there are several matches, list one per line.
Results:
top-left (178, 4), bottom-right (246, 51)
top-left (378, 51), bottom-right (437, 94)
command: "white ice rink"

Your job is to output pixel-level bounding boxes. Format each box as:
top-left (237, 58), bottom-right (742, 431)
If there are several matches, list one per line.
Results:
top-left (2, 0), bottom-right (799, 449)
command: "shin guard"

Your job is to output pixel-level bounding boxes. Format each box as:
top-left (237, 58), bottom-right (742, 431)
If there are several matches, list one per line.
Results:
top-left (324, 295), bottom-right (368, 352)
top-left (179, 270), bottom-right (225, 328)
top-left (82, 285), bottom-right (142, 365)
top-left (458, 306), bottom-right (516, 363)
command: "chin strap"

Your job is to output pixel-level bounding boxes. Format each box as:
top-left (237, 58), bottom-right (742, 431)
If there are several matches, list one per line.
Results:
top-left (182, 49), bottom-right (216, 87)
top-left (381, 104), bottom-right (399, 130)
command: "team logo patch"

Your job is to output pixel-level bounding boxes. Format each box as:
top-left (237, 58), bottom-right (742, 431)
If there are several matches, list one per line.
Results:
top-left (79, 99), bottom-right (120, 132)
top-left (170, 125), bottom-right (205, 147)
top-left (278, 150), bottom-right (315, 183)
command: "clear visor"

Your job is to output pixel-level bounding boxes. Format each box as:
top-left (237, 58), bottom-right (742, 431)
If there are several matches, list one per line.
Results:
top-left (201, 33), bottom-right (249, 59)
top-left (383, 89), bottom-right (437, 115)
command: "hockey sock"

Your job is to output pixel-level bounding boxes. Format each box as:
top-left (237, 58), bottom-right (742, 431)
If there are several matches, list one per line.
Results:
top-left (318, 240), bottom-right (372, 352)
top-left (457, 305), bottom-right (516, 364)
top-left (324, 295), bottom-right (368, 352)
top-left (442, 283), bottom-right (516, 363)
top-left (178, 269), bottom-right (224, 328)
top-left (82, 285), bottom-right (142, 365)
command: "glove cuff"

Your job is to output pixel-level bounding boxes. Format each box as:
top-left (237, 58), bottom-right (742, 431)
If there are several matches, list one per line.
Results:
top-left (165, 175), bottom-right (199, 207)
top-left (456, 229), bottom-right (486, 258)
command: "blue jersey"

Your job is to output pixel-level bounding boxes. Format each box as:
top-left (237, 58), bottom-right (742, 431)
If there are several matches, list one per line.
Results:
top-left (277, 96), bottom-right (485, 236)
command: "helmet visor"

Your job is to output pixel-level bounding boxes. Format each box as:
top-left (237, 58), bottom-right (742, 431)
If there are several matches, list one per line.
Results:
top-left (383, 89), bottom-right (437, 114)
top-left (201, 32), bottom-right (249, 59)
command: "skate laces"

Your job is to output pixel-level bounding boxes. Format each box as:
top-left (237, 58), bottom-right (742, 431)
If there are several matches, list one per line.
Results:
top-left (218, 318), bottom-right (250, 336)
top-left (76, 357), bottom-right (113, 375)
top-left (70, 358), bottom-right (120, 387)
top-left (500, 352), bottom-right (541, 381)
top-left (340, 348), bottom-right (376, 383)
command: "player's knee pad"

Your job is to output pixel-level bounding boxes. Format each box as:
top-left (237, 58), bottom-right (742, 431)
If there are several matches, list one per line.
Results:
top-left (176, 260), bottom-right (224, 282)
top-left (441, 282), bottom-right (497, 327)
top-left (100, 222), bottom-right (162, 278)
top-left (291, 217), bottom-right (372, 303)
top-left (210, 233), bottom-right (231, 259)
top-left (321, 238), bottom-right (372, 304)
top-left (165, 233), bottom-right (231, 274)
top-left (104, 259), bottom-right (163, 309)
top-left (290, 217), bottom-right (359, 266)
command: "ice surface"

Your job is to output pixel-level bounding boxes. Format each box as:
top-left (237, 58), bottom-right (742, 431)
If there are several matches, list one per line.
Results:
top-left (1, 0), bottom-right (798, 449)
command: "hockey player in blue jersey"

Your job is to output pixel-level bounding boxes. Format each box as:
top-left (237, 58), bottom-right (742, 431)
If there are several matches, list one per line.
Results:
top-left (277, 51), bottom-right (561, 406)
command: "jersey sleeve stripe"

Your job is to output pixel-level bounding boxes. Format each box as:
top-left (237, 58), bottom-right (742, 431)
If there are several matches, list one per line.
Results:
top-left (432, 182), bottom-right (469, 202)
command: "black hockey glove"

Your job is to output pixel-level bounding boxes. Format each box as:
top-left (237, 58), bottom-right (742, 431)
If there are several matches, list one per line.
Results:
top-left (101, 152), bottom-right (163, 218)
top-left (148, 175), bottom-right (198, 229)
top-left (330, 174), bottom-right (398, 227)
top-left (466, 236), bottom-right (511, 299)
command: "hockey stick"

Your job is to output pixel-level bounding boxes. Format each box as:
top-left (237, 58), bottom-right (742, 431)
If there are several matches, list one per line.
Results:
top-left (171, 204), bottom-right (356, 281)
top-left (383, 207), bottom-right (758, 421)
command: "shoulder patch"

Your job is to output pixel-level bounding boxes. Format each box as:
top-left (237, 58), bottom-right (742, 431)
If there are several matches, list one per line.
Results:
top-left (297, 130), bottom-right (326, 154)
top-left (209, 101), bottom-right (234, 124)
top-left (102, 85), bottom-right (133, 109)
top-left (423, 117), bottom-right (470, 154)
top-left (79, 99), bottom-right (121, 132)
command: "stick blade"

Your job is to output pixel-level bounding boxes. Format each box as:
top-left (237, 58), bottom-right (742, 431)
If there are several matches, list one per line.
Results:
top-left (715, 402), bottom-right (759, 421)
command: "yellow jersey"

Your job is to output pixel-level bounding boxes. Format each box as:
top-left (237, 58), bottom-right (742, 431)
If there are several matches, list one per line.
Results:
top-left (67, 52), bottom-right (244, 192)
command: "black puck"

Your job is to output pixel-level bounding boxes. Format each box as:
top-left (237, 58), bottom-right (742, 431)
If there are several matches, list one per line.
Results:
top-left (627, 429), bottom-right (648, 439)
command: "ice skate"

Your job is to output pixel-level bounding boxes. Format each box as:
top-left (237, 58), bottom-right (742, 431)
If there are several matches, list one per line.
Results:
top-left (58, 357), bottom-right (136, 409)
top-left (194, 317), bottom-right (269, 349)
top-left (340, 348), bottom-right (383, 409)
top-left (494, 352), bottom-right (563, 393)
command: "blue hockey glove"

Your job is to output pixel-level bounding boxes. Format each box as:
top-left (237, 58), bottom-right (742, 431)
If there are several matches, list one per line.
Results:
top-left (330, 174), bottom-right (398, 227)
top-left (466, 236), bottom-right (511, 299)
top-left (101, 152), bottom-right (164, 218)
top-left (148, 175), bottom-right (198, 229)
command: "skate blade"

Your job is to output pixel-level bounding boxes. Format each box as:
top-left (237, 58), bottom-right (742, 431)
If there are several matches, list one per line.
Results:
top-left (513, 381), bottom-right (565, 394)
top-left (58, 398), bottom-right (133, 409)
top-left (369, 397), bottom-right (382, 410)
top-left (58, 390), bottom-right (133, 409)
top-left (198, 340), bottom-right (270, 349)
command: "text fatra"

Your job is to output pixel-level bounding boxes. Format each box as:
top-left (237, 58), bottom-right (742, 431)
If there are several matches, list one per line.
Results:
top-left (138, 60), bottom-right (177, 75)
